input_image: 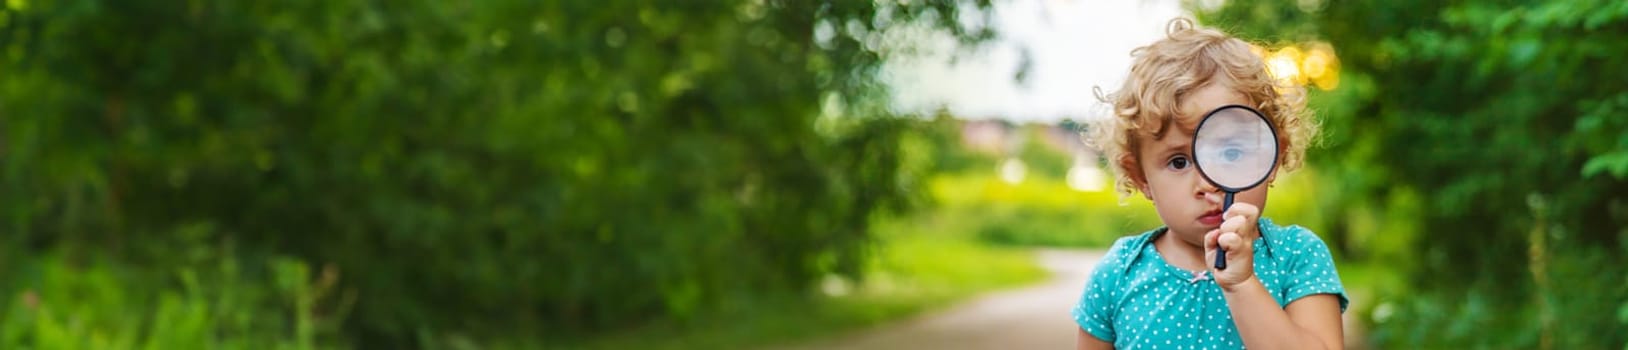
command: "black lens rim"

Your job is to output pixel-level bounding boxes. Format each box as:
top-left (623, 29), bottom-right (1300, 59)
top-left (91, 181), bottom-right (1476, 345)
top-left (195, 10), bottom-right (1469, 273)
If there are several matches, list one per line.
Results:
top-left (1191, 104), bottom-right (1281, 192)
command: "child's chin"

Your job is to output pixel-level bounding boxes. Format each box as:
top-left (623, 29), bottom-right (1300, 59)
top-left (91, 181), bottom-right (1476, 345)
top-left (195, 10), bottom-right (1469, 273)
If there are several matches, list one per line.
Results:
top-left (1167, 228), bottom-right (1208, 244)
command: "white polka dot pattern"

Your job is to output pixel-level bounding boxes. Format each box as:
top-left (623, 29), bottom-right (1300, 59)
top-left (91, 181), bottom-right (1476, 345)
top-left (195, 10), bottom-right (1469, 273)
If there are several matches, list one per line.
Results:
top-left (1071, 218), bottom-right (1348, 349)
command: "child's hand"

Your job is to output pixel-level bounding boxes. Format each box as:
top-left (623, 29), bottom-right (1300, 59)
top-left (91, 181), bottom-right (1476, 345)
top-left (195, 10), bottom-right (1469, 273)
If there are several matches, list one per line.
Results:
top-left (1204, 203), bottom-right (1260, 291)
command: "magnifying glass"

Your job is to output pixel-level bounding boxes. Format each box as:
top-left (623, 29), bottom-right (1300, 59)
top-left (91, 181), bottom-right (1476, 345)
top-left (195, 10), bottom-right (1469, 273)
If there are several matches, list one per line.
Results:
top-left (1191, 105), bottom-right (1279, 270)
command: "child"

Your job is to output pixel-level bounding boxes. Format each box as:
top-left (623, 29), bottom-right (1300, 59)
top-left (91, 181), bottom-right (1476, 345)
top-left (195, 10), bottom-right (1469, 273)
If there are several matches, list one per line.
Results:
top-left (1073, 18), bottom-right (1347, 349)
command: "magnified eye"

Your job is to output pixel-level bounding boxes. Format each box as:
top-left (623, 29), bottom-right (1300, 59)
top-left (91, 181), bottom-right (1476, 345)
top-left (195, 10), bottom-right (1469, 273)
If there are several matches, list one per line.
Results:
top-left (1223, 148), bottom-right (1243, 162)
top-left (1167, 156), bottom-right (1190, 170)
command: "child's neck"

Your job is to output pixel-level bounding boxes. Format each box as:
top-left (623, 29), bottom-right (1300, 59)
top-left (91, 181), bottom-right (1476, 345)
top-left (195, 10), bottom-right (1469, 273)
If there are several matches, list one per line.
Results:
top-left (1154, 228), bottom-right (1209, 272)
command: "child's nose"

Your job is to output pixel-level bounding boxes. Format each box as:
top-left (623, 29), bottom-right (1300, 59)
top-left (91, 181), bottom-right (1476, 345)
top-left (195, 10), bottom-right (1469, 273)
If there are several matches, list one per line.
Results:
top-left (1194, 179), bottom-right (1222, 202)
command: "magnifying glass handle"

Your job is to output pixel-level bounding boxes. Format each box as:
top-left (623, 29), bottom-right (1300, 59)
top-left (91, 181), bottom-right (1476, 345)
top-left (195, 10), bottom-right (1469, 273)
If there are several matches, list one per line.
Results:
top-left (1215, 192), bottom-right (1235, 270)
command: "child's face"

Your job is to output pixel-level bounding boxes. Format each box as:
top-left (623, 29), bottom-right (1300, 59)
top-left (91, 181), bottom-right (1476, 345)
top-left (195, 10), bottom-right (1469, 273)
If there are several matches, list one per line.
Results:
top-left (1134, 83), bottom-right (1273, 244)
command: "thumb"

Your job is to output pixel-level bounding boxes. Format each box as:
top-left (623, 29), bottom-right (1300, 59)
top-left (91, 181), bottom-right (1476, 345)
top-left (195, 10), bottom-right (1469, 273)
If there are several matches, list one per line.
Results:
top-left (1204, 229), bottom-right (1220, 252)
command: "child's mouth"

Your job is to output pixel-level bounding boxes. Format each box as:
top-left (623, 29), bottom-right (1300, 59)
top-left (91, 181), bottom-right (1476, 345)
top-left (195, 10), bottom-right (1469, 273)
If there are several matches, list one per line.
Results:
top-left (1198, 209), bottom-right (1223, 226)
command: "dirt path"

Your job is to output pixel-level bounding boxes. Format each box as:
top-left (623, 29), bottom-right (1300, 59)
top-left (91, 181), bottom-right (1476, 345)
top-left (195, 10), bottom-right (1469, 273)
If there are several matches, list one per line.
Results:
top-left (770, 248), bottom-right (1368, 350)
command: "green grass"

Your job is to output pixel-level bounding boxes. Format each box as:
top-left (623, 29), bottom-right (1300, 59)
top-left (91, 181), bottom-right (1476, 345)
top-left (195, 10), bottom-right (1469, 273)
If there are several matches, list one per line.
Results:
top-left (556, 208), bottom-right (1049, 350)
top-left (927, 172), bottom-right (1161, 248)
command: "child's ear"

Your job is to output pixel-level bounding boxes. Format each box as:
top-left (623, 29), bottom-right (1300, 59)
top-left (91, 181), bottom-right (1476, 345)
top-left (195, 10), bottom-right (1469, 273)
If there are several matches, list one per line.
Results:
top-left (1116, 153), bottom-right (1139, 180)
top-left (1117, 153), bottom-right (1152, 199)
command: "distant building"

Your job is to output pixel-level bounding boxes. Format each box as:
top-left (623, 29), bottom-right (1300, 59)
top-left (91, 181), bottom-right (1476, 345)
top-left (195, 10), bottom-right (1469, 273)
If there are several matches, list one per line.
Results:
top-left (960, 119), bottom-right (1016, 156)
top-left (1041, 123), bottom-right (1084, 155)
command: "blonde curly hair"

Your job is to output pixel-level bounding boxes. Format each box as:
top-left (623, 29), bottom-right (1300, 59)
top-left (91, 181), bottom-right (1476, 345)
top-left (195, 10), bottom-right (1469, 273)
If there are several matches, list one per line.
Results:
top-left (1091, 18), bottom-right (1318, 200)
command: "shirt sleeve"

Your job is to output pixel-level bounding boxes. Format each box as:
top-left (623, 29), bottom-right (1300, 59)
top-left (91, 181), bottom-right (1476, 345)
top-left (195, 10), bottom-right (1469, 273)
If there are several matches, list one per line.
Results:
top-left (1073, 238), bottom-right (1130, 343)
top-left (1282, 227), bottom-right (1350, 312)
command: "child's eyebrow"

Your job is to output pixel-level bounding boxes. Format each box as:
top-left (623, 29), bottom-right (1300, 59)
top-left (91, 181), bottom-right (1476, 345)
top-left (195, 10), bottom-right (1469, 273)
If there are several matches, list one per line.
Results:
top-left (1156, 141), bottom-right (1186, 155)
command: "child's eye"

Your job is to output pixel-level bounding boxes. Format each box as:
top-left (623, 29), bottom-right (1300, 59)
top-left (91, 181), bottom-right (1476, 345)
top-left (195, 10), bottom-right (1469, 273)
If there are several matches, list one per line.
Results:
top-left (1167, 155), bottom-right (1190, 170)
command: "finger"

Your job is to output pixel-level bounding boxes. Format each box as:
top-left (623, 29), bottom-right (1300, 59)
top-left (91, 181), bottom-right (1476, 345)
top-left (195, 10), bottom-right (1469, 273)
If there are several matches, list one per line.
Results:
top-left (1223, 207), bottom-right (1262, 240)
top-left (1204, 229), bottom-right (1220, 271)
top-left (1219, 232), bottom-right (1242, 251)
top-left (1219, 215), bottom-right (1248, 238)
top-left (1224, 201), bottom-right (1256, 219)
top-left (1224, 202), bottom-right (1260, 222)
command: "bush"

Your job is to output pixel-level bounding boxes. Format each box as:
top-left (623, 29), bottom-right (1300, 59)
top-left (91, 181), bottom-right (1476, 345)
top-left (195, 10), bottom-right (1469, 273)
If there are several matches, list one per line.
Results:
top-left (926, 172), bottom-right (1160, 248)
top-left (0, 250), bottom-right (342, 348)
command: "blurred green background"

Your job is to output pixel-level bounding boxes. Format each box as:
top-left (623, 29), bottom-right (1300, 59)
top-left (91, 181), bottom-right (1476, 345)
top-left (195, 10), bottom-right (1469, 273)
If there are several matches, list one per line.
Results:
top-left (0, 0), bottom-right (1624, 349)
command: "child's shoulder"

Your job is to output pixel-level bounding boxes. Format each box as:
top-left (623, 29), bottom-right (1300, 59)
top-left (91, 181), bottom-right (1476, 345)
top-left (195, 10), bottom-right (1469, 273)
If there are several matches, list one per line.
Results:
top-left (1258, 217), bottom-right (1334, 253)
top-left (1091, 227), bottom-right (1163, 278)
top-left (1105, 227), bottom-right (1159, 256)
top-left (1256, 217), bottom-right (1349, 311)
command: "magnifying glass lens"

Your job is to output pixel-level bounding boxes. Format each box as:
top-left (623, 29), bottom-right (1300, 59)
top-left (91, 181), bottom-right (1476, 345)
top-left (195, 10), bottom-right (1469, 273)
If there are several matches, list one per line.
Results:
top-left (1194, 108), bottom-right (1277, 190)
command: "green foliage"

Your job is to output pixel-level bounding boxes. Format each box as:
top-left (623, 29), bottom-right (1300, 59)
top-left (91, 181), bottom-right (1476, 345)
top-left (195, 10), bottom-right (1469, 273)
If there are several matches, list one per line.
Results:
top-left (917, 113), bottom-right (997, 174)
top-left (0, 0), bottom-right (992, 346)
top-left (910, 121), bottom-right (1166, 248)
top-left (930, 173), bottom-right (1158, 247)
top-left (0, 253), bottom-right (341, 349)
top-left (1014, 125), bottom-right (1071, 179)
top-left (1363, 241), bottom-right (1628, 348)
top-left (1198, 0), bottom-right (1628, 347)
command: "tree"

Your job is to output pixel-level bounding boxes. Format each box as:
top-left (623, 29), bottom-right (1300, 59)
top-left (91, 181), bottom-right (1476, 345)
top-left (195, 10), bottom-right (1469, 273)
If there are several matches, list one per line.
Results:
top-left (1198, 0), bottom-right (1628, 347)
top-left (0, 0), bottom-right (991, 346)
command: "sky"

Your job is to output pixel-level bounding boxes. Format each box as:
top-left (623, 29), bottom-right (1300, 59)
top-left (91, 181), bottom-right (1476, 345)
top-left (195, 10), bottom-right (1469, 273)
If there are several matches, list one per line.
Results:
top-left (883, 0), bottom-right (1187, 123)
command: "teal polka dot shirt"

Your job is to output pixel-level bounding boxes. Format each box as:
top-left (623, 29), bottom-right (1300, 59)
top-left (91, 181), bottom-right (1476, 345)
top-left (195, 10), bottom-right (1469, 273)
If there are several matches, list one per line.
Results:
top-left (1072, 217), bottom-right (1348, 349)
